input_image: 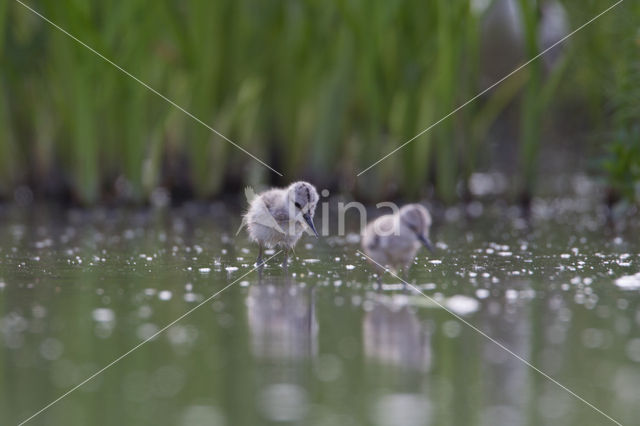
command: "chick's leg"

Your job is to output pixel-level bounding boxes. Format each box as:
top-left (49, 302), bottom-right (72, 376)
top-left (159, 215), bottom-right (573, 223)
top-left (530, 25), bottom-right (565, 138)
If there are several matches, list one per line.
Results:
top-left (256, 244), bottom-right (264, 266)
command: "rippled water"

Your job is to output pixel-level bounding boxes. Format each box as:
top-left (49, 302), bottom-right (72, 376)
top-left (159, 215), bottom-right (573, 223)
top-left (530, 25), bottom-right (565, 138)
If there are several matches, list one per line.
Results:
top-left (0, 199), bottom-right (639, 426)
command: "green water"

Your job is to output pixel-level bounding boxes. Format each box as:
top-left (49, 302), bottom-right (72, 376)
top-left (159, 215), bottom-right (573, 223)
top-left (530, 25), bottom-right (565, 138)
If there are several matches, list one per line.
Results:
top-left (1, 201), bottom-right (639, 426)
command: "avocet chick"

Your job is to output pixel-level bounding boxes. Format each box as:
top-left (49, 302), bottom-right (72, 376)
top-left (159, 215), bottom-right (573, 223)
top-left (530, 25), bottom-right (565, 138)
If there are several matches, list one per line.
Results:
top-left (361, 204), bottom-right (434, 276)
top-left (245, 181), bottom-right (319, 267)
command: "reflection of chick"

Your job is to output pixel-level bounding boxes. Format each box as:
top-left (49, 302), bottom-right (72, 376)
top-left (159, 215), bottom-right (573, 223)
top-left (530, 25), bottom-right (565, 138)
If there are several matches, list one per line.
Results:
top-left (244, 182), bottom-right (319, 267)
top-left (363, 296), bottom-right (431, 371)
top-left (247, 278), bottom-right (317, 360)
top-left (361, 204), bottom-right (434, 274)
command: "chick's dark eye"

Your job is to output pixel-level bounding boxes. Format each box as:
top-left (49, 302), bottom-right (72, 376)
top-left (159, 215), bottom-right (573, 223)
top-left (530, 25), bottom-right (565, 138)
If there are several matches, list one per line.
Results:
top-left (294, 202), bottom-right (302, 209)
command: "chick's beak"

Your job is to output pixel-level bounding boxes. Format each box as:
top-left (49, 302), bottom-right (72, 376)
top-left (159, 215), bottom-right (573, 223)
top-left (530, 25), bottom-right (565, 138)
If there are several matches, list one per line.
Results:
top-left (303, 213), bottom-right (319, 238)
top-left (418, 234), bottom-right (435, 252)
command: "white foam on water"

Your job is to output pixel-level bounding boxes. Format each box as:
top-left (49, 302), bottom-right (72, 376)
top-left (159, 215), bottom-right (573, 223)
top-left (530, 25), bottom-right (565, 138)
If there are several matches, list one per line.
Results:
top-left (92, 308), bottom-right (115, 323)
top-left (615, 273), bottom-right (640, 290)
top-left (158, 290), bottom-right (173, 301)
top-left (446, 295), bottom-right (480, 315)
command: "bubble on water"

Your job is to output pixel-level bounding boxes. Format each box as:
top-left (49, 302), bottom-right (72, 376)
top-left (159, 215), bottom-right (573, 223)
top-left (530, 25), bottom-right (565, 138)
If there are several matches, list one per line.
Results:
top-left (303, 258), bottom-right (320, 264)
top-left (616, 253), bottom-right (633, 267)
top-left (374, 393), bottom-right (431, 426)
top-left (225, 266), bottom-right (238, 273)
top-left (381, 283), bottom-right (405, 291)
top-left (137, 323), bottom-right (159, 340)
top-left (476, 288), bottom-right (490, 299)
top-left (624, 338), bottom-right (640, 363)
top-left (617, 299), bottom-right (629, 310)
top-left (92, 308), bottom-right (115, 323)
top-left (184, 293), bottom-right (202, 303)
top-left (429, 259), bottom-right (442, 264)
top-left (442, 320), bottom-right (462, 338)
top-left (497, 251), bottom-right (512, 257)
top-left (35, 239), bottom-right (53, 249)
top-left (614, 366), bottom-right (640, 402)
top-left (259, 384), bottom-right (308, 422)
top-left (180, 405), bottom-right (226, 426)
top-left (264, 249), bottom-right (275, 255)
top-left (345, 265), bottom-right (355, 270)
top-left (167, 325), bottom-right (199, 346)
top-left (446, 295), bottom-right (479, 315)
top-left (198, 267), bottom-right (211, 274)
top-left (467, 201), bottom-right (483, 218)
top-left (362, 300), bottom-right (375, 312)
top-left (615, 316), bottom-right (631, 335)
top-left (158, 290), bottom-right (172, 301)
top-left (615, 273), bottom-right (640, 290)
top-left (40, 338), bottom-right (64, 360)
top-left (351, 295), bottom-right (362, 307)
top-left (94, 322), bottom-right (114, 339)
top-left (32, 305), bottom-right (47, 318)
top-left (581, 328), bottom-right (606, 349)
top-left (150, 365), bottom-right (186, 398)
top-left (313, 354), bottom-right (343, 382)
top-left (505, 289), bottom-right (518, 301)
top-left (138, 305), bottom-right (152, 319)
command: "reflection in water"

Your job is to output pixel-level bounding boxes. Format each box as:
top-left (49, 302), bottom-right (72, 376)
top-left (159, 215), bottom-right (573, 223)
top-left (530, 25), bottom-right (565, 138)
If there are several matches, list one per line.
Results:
top-left (247, 277), bottom-right (318, 360)
top-left (1, 204), bottom-right (638, 426)
top-left (479, 294), bottom-right (532, 426)
top-left (247, 277), bottom-right (316, 423)
top-left (363, 293), bottom-right (432, 426)
top-left (363, 294), bottom-right (431, 372)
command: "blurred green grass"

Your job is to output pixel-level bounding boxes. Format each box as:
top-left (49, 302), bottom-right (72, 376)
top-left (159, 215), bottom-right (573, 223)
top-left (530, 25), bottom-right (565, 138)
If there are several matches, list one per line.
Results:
top-left (0, 0), bottom-right (637, 204)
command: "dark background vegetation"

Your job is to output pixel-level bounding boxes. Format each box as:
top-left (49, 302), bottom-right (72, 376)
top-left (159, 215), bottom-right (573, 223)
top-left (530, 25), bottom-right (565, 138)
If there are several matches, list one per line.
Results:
top-left (0, 0), bottom-right (638, 205)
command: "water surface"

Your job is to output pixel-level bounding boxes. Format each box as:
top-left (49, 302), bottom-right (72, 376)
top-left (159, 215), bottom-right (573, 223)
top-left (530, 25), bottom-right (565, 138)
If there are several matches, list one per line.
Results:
top-left (1, 200), bottom-right (639, 426)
